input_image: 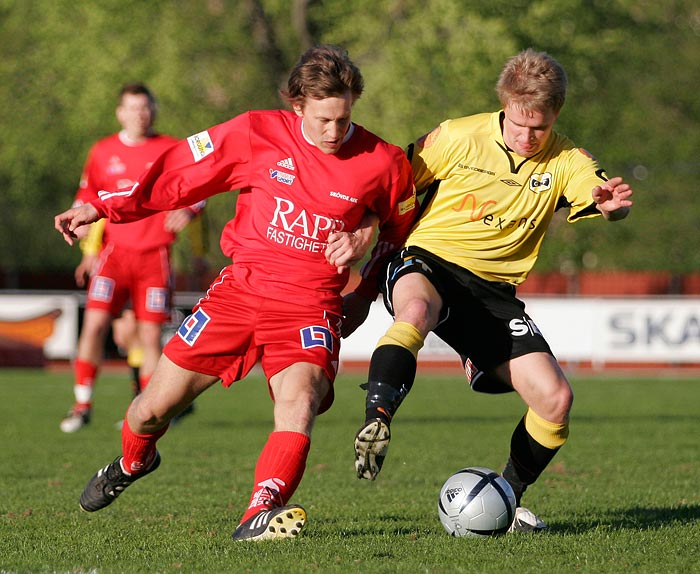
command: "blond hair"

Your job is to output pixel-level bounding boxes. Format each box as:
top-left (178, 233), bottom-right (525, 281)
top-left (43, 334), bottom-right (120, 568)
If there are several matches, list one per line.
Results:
top-left (496, 49), bottom-right (567, 113)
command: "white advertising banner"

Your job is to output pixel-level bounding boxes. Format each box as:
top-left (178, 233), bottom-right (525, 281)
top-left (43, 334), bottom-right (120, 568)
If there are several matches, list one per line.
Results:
top-left (2, 293), bottom-right (698, 365)
top-left (0, 293), bottom-right (79, 359)
top-left (341, 297), bottom-right (700, 364)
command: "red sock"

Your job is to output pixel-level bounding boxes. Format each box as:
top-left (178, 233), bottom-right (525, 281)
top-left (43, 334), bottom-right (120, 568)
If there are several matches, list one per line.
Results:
top-left (239, 431), bottom-right (311, 523)
top-left (73, 358), bottom-right (98, 409)
top-left (121, 414), bottom-right (168, 475)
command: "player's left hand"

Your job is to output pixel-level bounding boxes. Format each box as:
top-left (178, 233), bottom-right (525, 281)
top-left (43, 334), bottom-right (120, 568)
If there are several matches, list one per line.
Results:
top-left (325, 212), bottom-right (379, 274)
top-left (593, 176), bottom-right (633, 221)
top-left (55, 203), bottom-right (100, 246)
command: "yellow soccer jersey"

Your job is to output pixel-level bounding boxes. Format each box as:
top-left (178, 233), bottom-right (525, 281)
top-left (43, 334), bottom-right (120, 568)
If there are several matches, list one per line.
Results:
top-left (407, 111), bottom-right (607, 285)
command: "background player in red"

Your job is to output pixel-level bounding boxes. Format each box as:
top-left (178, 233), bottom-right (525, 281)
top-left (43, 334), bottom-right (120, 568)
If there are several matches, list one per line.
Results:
top-left (55, 45), bottom-right (417, 541)
top-left (60, 83), bottom-right (204, 433)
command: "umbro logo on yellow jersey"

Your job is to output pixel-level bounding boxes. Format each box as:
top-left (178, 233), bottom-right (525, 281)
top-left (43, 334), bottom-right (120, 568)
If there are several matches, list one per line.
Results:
top-left (501, 179), bottom-right (520, 186)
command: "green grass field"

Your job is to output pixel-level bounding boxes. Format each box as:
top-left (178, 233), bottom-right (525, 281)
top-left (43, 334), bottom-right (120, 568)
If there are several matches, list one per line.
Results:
top-left (1, 366), bottom-right (698, 574)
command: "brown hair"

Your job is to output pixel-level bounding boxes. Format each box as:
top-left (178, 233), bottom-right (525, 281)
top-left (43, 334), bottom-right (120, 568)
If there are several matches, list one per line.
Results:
top-left (118, 82), bottom-right (156, 106)
top-left (281, 44), bottom-right (364, 108)
top-left (496, 49), bottom-right (567, 113)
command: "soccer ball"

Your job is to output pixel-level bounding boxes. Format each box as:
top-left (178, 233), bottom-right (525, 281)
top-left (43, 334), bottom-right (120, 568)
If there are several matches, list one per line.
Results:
top-left (437, 467), bottom-right (516, 537)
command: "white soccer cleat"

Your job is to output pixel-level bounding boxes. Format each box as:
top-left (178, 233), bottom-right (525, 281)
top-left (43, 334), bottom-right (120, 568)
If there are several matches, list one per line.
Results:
top-left (59, 407), bottom-right (91, 433)
top-left (508, 506), bottom-right (547, 533)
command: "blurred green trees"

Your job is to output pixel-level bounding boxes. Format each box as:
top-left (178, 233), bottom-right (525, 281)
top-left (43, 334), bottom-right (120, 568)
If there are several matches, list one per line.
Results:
top-left (1, 0), bottom-right (698, 284)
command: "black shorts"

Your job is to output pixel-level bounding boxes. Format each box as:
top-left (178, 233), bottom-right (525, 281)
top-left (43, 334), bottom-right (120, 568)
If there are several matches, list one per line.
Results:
top-left (381, 246), bottom-right (554, 393)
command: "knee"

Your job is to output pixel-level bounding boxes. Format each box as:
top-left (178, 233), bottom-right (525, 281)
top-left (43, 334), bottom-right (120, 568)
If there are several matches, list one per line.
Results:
top-left (128, 395), bottom-right (168, 432)
top-left (273, 399), bottom-right (318, 435)
top-left (81, 318), bottom-right (111, 341)
top-left (394, 298), bottom-right (439, 334)
top-left (548, 379), bottom-right (573, 422)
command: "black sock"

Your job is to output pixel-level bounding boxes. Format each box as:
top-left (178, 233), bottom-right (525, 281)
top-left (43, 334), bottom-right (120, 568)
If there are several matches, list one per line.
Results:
top-left (363, 345), bottom-right (417, 425)
top-left (502, 416), bottom-right (559, 505)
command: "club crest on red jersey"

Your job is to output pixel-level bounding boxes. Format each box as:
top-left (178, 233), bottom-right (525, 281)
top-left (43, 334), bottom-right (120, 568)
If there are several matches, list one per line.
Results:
top-left (187, 130), bottom-right (214, 163)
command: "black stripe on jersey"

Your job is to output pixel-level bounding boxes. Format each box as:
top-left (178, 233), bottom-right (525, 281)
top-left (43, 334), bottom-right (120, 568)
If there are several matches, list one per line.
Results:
top-left (496, 141), bottom-right (534, 174)
top-left (406, 142), bottom-right (440, 220)
top-left (416, 180), bottom-right (440, 220)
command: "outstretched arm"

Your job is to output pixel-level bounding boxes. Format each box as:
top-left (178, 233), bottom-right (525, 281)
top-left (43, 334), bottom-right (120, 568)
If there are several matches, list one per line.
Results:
top-left (593, 176), bottom-right (633, 221)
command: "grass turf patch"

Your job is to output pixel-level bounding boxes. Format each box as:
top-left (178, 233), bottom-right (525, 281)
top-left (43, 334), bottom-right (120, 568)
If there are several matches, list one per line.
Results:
top-left (1, 367), bottom-right (698, 573)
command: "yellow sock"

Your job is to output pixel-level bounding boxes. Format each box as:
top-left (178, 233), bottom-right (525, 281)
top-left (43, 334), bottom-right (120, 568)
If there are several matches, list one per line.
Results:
top-left (524, 408), bottom-right (569, 450)
top-left (376, 321), bottom-right (424, 359)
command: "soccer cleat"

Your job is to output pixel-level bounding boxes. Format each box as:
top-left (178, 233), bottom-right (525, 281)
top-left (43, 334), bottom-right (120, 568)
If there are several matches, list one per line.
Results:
top-left (79, 452), bottom-right (161, 512)
top-left (507, 506), bottom-right (547, 533)
top-left (231, 505), bottom-right (307, 542)
top-left (354, 418), bottom-right (391, 480)
top-left (59, 406), bottom-right (91, 433)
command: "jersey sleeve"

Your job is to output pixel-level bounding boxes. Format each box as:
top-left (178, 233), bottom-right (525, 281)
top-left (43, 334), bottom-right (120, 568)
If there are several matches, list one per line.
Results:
top-left (355, 151), bottom-right (418, 300)
top-left (410, 121), bottom-right (456, 195)
top-left (90, 115), bottom-right (253, 222)
top-left (563, 147), bottom-right (609, 222)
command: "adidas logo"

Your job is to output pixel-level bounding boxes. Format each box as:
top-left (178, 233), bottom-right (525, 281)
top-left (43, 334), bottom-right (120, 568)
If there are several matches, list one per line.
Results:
top-left (445, 487), bottom-right (463, 503)
top-left (277, 157), bottom-right (295, 170)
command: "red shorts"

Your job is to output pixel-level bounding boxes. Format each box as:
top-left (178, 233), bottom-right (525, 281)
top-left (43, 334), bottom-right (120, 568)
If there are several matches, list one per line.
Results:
top-left (86, 244), bottom-right (172, 323)
top-left (163, 266), bottom-right (342, 413)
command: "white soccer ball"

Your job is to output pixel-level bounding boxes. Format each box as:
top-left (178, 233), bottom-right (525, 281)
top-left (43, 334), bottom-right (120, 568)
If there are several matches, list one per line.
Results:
top-left (437, 466), bottom-right (516, 537)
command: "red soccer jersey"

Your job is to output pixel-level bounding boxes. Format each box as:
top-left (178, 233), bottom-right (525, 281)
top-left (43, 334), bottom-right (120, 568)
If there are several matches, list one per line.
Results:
top-left (75, 132), bottom-right (180, 251)
top-left (91, 110), bottom-right (417, 312)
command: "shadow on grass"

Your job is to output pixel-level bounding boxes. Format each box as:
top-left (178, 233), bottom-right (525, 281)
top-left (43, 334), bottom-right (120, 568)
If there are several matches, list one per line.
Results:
top-left (551, 504), bottom-right (700, 534)
top-left (311, 505), bottom-right (700, 538)
top-left (309, 514), bottom-right (433, 538)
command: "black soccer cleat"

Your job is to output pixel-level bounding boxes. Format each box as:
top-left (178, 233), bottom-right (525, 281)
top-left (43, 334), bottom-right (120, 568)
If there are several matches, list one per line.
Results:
top-left (231, 505), bottom-right (307, 542)
top-left (79, 451), bottom-right (161, 512)
top-left (354, 418), bottom-right (391, 480)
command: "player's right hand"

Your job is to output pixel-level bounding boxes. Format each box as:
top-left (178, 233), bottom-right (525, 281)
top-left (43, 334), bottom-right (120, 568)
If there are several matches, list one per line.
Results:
top-left (74, 254), bottom-right (97, 287)
top-left (55, 203), bottom-right (100, 246)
